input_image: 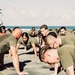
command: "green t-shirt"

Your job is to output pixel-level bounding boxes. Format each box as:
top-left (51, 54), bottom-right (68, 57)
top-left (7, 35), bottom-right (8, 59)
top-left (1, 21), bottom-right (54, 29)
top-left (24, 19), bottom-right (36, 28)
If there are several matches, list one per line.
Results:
top-left (17, 36), bottom-right (35, 46)
top-left (58, 35), bottom-right (75, 69)
top-left (0, 34), bottom-right (17, 53)
top-left (28, 30), bottom-right (38, 37)
top-left (58, 45), bottom-right (75, 69)
top-left (61, 35), bottom-right (75, 46)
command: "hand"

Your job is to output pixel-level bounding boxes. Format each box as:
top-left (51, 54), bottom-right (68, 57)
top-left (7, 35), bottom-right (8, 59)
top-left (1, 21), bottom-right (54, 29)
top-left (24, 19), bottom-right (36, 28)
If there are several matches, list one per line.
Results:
top-left (50, 73), bottom-right (57, 75)
top-left (18, 72), bottom-right (28, 75)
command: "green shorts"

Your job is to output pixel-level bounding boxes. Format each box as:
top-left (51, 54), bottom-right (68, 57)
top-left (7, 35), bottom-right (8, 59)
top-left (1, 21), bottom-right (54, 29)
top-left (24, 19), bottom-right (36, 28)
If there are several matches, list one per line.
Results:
top-left (0, 45), bottom-right (10, 54)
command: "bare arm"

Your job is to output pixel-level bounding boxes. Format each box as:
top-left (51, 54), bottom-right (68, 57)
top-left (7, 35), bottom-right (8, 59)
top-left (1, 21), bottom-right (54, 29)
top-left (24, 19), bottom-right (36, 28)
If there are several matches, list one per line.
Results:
top-left (10, 46), bottom-right (20, 74)
top-left (15, 43), bottom-right (20, 53)
top-left (41, 41), bottom-right (45, 47)
top-left (10, 46), bottom-right (28, 75)
top-left (31, 43), bottom-right (37, 57)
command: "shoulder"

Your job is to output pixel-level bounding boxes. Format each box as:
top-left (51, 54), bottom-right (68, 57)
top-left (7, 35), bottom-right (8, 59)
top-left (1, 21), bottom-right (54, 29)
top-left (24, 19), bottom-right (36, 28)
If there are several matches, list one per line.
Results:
top-left (17, 37), bottom-right (23, 43)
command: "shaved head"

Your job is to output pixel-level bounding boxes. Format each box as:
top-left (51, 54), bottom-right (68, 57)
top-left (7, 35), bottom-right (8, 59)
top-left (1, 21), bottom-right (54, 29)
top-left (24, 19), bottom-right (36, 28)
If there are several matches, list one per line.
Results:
top-left (12, 28), bottom-right (22, 39)
top-left (45, 35), bottom-right (56, 48)
top-left (45, 35), bottom-right (60, 49)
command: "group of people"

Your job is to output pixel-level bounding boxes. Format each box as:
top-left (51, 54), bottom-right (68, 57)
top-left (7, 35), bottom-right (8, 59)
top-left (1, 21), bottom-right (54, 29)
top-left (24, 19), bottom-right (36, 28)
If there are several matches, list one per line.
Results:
top-left (0, 24), bottom-right (75, 75)
top-left (0, 25), bottom-right (40, 75)
top-left (39, 24), bottom-right (75, 75)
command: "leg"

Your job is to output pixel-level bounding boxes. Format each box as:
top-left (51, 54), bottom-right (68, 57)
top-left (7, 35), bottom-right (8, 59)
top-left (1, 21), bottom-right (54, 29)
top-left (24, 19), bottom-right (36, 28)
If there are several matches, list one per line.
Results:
top-left (0, 53), bottom-right (4, 70)
top-left (0, 53), bottom-right (4, 66)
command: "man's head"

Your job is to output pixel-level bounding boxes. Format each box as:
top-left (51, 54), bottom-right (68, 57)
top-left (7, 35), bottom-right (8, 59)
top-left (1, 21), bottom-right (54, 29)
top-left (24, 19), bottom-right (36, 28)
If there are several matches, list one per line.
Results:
top-left (45, 32), bottom-right (60, 49)
top-left (0, 27), bottom-right (6, 36)
top-left (58, 26), bottom-right (67, 36)
top-left (39, 45), bottom-right (51, 62)
top-left (40, 24), bottom-right (49, 36)
top-left (1, 26), bottom-right (6, 33)
top-left (39, 45), bottom-right (59, 64)
top-left (12, 28), bottom-right (22, 39)
top-left (31, 27), bottom-right (35, 31)
top-left (13, 26), bottom-right (20, 31)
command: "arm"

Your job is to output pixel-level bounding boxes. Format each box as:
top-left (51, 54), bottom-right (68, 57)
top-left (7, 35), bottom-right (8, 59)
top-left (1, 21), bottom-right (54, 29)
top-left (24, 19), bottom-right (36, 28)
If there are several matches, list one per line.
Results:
top-left (10, 46), bottom-right (20, 74)
top-left (41, 41), bottom-right (45, 47)
top-left (31, 43), bottom-right (37, 57)
top-left (10, 46), bottom-right (28, 75)
top-left (15, 43), bottom-right (20, 53)
top-left (66, 65), bottom-right (74, 75)
top-left (48, 63), bottom-right (59, 75)
top-left (53, 63), bottom-right (59, 75)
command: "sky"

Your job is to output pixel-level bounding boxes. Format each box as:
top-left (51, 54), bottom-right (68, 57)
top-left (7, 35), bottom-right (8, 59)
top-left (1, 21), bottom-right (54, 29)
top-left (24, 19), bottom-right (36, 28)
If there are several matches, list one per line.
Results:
top-left (0, 0), bottom-right (75, 26)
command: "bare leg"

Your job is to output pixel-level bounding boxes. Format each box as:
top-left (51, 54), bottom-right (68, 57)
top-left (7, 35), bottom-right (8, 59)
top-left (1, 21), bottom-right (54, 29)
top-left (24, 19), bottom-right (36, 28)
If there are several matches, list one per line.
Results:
top-left (66, 65), bottom-right (74, 75)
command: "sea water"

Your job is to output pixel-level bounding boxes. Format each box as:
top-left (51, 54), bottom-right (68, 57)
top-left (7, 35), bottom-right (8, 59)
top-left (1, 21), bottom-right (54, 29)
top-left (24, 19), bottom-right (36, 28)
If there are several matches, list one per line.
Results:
top-left (5, 25), bottom-right (75, 30)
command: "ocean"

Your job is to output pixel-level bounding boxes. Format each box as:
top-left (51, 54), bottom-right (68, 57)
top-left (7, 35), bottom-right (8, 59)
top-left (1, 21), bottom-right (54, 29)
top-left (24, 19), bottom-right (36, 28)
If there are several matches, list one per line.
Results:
top-left (5, 25), bottom-right (75, 30)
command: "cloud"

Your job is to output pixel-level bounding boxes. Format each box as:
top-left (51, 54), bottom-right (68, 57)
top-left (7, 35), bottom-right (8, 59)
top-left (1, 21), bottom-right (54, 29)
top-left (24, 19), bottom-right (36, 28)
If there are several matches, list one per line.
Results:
top-left (60, 14), bottom-right (71, 22)
top-left (1, 3), bottom-right (75, 26)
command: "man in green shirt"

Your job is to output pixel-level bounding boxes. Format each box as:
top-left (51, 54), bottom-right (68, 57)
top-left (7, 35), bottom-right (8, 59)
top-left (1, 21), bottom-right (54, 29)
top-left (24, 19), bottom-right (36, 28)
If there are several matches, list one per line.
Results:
top-left (40, 24), bottom-right (50, 47)
top-left (0, 28), bottom-right (28, 75)
top-left (57, 26), bottom-right (72, 37)
top-left (28, 27), bottom-right (38, 37)
top-left (45, 32), bottom-right (75, 75)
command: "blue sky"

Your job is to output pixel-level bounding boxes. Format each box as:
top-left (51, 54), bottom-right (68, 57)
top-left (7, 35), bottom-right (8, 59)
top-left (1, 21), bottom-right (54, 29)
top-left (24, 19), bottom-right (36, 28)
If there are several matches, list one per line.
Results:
top-left (0, 0), bottom-right (75, 26)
